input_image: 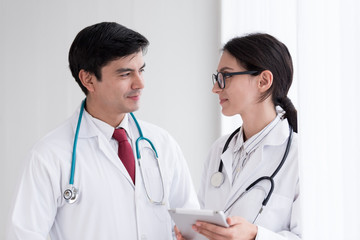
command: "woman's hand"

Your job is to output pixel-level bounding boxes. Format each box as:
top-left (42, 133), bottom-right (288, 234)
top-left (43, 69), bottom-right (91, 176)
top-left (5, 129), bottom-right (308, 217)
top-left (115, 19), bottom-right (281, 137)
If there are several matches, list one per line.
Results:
top-left (174, 225), bottom-right (186, 240)
top-left (192, 216), bottom-right (258, 240)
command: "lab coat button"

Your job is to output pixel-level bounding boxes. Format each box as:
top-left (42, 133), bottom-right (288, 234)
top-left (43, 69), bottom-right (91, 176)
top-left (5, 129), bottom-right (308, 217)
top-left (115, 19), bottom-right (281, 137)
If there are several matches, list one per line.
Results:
top-left (141, 234), bottom-right (147, 240)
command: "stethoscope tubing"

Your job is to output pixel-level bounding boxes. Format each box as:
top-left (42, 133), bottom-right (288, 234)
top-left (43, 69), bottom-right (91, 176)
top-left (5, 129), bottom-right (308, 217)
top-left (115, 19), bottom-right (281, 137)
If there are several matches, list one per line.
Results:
top-left (221, 124), bottom-right (293, 214)
top-left (129, 112), bottom-right (164, 205)
top-left (130, 112), bottom-right (159, 159)
top-left (69, 99), bottom-right (86, 185)
top-left (65, 100), bottom-right (164, 205)
top-left (219, 127), bottom-right (241, 172)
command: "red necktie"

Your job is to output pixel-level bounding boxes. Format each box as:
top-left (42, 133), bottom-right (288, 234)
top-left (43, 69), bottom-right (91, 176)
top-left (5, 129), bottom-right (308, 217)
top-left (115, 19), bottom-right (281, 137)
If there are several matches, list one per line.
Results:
top-left (113, 128), bottom-right (135, 184)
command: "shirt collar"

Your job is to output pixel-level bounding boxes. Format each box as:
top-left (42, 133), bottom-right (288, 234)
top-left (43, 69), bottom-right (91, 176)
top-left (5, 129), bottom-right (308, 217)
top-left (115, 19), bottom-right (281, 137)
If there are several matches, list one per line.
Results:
top-left (116, 114), bottom-right (132, 140)
top-left (233, 106), bottom-right (284, 153)
top-left (84, 111), bottom-right (132, 142)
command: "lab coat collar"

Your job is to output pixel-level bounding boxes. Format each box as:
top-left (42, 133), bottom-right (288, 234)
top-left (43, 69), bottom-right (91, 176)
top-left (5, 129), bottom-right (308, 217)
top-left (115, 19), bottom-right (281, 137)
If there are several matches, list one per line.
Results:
top-left (70, 105), bottom-right (97, 139)
top-left (84, 111), bottom-right (114, 141)
top-left (261, 117), bottom-right (290, 147)
top-left (233, 106), bottom-right (287, 150)
top-left (70, 105), bottom-right (135, 187)
top-left (262, 106), bottom-right (289, 146)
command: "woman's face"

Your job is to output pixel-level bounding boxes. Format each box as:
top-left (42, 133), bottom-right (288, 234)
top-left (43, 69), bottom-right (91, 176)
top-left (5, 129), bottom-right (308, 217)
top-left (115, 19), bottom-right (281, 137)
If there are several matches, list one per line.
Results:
top-left (212, 51), bottom-right (259, 116)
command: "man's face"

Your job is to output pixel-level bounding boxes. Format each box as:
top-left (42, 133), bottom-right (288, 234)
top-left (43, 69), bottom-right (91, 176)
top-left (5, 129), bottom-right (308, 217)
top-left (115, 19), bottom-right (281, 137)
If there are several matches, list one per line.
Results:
top-left (86, 51), bottom-right (145, 124)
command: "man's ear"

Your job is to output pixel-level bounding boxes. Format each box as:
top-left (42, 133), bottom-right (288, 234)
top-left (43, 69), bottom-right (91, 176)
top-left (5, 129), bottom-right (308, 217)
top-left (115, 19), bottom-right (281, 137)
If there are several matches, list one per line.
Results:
top-left (258, 70), bottom-right (273, 93)
top-left (79, 70), bottom-right (96, 93)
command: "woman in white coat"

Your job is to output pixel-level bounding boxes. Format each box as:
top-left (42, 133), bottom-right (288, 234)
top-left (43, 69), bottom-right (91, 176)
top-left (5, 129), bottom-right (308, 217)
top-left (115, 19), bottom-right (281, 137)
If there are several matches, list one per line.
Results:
top-left (177, 33), bottom-right (301, 240)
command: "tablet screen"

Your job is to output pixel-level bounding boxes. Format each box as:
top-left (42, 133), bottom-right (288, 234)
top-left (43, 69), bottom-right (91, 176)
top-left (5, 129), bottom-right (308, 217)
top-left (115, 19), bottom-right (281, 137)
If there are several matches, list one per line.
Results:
top-left (169, 208), bottom-right (229, 240)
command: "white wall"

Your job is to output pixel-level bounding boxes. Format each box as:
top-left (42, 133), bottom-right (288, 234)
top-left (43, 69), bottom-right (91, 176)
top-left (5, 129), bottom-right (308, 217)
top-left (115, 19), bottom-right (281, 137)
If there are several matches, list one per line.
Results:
top-left (0, 0), bottom-right (221, 238)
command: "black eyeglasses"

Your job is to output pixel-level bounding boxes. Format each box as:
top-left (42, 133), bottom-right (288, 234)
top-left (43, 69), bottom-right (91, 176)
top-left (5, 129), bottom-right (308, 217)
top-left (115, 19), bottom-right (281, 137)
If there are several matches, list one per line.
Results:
top-left (212, 71), bottom-right (258, 89)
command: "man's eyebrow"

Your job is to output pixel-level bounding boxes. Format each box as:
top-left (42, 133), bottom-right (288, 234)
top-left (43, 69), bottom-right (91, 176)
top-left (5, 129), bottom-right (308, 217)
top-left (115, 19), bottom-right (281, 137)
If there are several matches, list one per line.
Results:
top-left (115, 68), bottom-right (134, 74)
top-left (115, 63), bottom-right (146, 74)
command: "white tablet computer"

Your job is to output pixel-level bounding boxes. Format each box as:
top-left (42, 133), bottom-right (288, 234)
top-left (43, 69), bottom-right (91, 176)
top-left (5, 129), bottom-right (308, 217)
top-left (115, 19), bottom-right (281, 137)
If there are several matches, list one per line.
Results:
top-left (168, 208), bottom-right (229, 240)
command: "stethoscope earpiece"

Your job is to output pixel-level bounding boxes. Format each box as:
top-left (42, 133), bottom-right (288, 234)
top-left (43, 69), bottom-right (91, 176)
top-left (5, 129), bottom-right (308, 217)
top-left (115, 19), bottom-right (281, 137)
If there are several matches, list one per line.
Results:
top-left (63, 185), bottom-right (79, 204)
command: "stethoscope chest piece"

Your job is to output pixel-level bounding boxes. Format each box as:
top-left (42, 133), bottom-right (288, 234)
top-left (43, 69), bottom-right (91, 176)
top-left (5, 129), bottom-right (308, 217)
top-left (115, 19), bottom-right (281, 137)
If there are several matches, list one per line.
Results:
top-left (63, 185), bottom-right (79, 204)
top-left (210, 171), bottom-right (225, 188)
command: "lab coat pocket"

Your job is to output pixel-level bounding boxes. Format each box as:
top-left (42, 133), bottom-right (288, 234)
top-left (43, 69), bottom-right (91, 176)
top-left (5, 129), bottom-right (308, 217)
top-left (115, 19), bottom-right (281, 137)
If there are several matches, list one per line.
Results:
top-left (258, 193), bottom-right (292, 231)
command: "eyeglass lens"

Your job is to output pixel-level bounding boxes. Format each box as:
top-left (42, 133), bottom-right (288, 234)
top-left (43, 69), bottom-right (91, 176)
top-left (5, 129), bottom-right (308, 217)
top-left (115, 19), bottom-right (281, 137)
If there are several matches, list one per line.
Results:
top-left (212, 73), bottom-right (225, 89)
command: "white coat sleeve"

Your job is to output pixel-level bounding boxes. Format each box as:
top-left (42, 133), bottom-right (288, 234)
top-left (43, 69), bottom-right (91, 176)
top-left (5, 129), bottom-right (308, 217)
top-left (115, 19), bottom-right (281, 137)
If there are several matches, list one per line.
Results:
top-left (255, 180), bottom-right (302, 240)
top-left (6, 149), bottom-right (59, 240)
top-left (167, 135), bottom-right (199, 210)
top-left (197, 150), bottom-right (211, 209)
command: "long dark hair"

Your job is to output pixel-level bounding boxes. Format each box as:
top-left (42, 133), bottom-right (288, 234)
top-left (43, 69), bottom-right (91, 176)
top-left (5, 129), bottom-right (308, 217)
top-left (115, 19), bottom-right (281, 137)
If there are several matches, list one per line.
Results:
top-left (223, 33), bottom-right (297, 133)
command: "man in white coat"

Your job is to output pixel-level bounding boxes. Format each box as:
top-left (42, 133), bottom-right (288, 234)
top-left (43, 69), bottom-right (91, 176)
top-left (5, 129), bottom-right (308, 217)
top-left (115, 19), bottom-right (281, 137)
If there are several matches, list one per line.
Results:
top-left (7, 22), bottom-right (199, 240)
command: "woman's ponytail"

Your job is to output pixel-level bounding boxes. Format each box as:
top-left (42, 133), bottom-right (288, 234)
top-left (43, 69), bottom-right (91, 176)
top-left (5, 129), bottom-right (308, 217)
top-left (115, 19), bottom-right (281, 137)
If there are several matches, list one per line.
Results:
top-left (276, 96), bottom-right (297, 133)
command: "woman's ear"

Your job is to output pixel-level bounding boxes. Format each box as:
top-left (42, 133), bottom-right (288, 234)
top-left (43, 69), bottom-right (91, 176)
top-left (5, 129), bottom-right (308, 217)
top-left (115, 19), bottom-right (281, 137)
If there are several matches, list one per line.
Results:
top-left (258, 70), bottom-right (273, 93)
top-left (79, 70), bottom-right (96, 93)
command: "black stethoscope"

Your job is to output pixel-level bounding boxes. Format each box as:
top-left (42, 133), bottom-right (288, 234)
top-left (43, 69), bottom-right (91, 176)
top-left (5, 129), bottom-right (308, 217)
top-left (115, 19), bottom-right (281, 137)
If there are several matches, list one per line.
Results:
top-left (211, 124), bottom-right (293, 218)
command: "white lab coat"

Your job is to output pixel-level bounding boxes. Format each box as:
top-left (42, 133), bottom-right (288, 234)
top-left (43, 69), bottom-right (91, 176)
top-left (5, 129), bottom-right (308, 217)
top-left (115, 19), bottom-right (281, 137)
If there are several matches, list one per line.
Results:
top-left (198, 118), bottom-right (301, 240)
top-left (7, 106), bottom-right (199, 240)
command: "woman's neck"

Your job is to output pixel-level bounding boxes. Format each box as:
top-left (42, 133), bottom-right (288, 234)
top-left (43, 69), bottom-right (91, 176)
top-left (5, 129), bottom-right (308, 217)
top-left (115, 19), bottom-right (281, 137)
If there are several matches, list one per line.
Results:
top-left (241, 101), bottom-right (276, 141)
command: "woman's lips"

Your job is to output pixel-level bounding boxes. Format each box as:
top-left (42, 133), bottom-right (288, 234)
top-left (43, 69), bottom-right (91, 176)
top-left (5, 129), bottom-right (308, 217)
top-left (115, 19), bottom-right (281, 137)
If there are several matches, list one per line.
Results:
top-left (220, 98), bottom-right (228, 105)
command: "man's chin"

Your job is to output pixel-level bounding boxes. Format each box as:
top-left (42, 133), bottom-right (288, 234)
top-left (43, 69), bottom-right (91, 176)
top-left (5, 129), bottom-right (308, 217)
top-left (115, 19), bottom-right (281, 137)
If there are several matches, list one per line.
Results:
top-left (127, 105), bottom-right (140, 113)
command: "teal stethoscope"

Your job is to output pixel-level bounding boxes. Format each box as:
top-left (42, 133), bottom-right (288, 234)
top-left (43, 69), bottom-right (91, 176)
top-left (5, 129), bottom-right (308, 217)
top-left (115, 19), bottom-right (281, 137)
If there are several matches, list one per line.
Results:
top-left (63, 100), bottom-right (165, 205)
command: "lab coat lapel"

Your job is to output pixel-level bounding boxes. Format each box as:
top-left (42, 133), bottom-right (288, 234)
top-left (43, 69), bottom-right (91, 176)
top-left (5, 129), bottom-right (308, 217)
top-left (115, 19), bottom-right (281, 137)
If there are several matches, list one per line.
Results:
top-left (97, 134), bottom-right (135, 187)
top-left (223, 119), bottom-right (291, 211)
top-left (220, 147), bottom-right (233, 184)
top-left (224, 146), bottom-right (265, 211)
top-left (72, 108), bottom-right (135, 187)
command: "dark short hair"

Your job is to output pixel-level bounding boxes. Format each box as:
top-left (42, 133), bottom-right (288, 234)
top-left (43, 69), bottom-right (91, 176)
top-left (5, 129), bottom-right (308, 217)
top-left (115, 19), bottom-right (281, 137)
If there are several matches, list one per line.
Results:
top-left (68, 22), bottom-right (149, 95)
top-left (224, 33), bottom-right (297, 132)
